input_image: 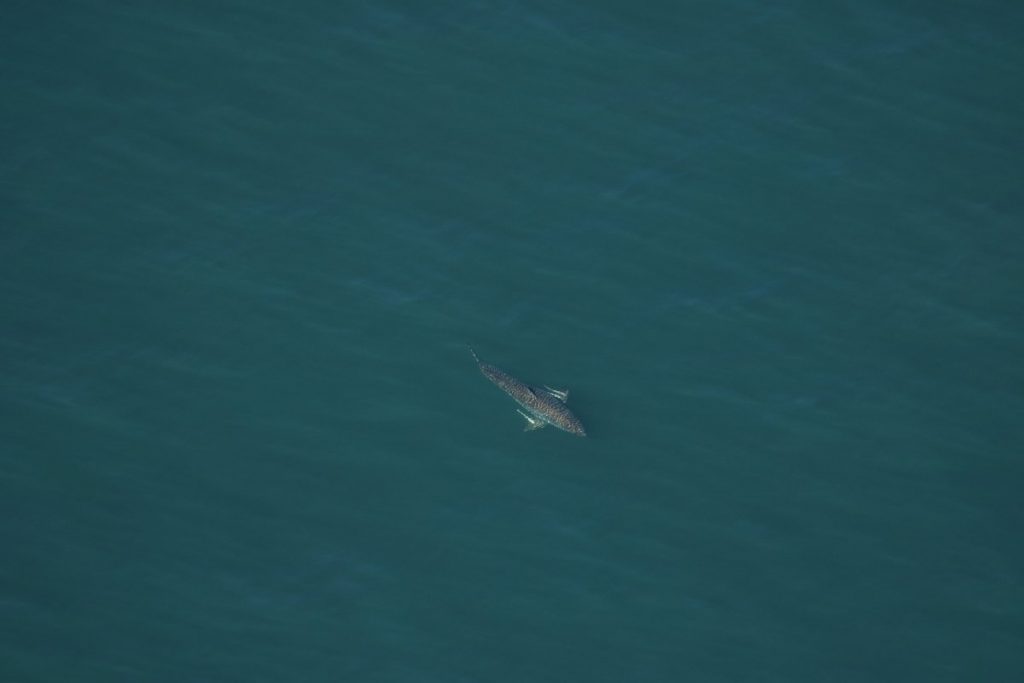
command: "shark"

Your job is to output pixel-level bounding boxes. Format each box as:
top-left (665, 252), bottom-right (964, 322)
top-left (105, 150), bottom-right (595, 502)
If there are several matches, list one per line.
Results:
top-left (469, 347), bottom-right (586, 436)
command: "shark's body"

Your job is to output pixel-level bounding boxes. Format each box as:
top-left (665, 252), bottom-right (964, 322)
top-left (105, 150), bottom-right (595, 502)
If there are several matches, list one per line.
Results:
top-left (469, 348), bottom-right (586, 436)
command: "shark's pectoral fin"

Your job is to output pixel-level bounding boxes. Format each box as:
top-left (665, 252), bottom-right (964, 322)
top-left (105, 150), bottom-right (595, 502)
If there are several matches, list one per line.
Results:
top-left (543, 385), bottom-right (570, 402)
top-left (517, 409), bottom-right (546, 431)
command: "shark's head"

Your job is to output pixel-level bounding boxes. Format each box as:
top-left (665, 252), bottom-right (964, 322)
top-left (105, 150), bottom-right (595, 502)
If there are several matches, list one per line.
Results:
top-left (564, 414), bottom-right (587, 437)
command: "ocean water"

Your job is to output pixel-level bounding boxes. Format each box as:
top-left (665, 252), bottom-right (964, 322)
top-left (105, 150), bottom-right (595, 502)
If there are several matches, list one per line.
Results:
top-left (2, 1), bottom-right (1022, 681)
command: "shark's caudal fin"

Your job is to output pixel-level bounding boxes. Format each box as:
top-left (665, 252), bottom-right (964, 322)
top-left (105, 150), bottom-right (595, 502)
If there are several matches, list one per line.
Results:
top-left (467, 345), bottom-right (481, 364)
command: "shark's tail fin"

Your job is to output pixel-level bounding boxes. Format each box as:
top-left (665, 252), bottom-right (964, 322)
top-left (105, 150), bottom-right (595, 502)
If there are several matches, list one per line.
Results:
top-left (467, 345), bottom-right (481, 365)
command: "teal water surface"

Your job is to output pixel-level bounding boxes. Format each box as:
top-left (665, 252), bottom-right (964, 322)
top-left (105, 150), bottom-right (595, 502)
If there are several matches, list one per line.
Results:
top-left (3, 2), bottom-right (1022, 681)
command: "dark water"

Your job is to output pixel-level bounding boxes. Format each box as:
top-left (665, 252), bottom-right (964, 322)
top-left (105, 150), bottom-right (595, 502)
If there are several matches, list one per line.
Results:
top-left (3, 2), bottom-right (1022, 681)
